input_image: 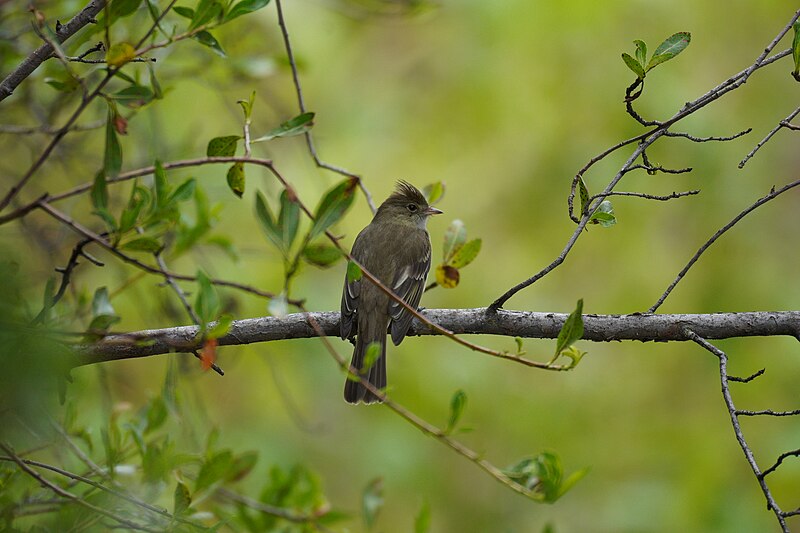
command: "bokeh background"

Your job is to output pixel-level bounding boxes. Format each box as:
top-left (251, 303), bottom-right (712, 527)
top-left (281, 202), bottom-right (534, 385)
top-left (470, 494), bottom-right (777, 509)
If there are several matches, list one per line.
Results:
top-left (2, 0), bottom-right (800, 531)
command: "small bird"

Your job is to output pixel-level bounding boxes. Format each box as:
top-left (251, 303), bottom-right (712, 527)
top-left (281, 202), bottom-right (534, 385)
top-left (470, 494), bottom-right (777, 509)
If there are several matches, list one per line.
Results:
top-left (340, 181), bottom-right (442, 404)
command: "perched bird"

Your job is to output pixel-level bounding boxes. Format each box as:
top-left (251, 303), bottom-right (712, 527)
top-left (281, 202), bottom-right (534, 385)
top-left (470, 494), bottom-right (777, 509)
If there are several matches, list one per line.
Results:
top-left (340, 181), bottom-right (442, 404)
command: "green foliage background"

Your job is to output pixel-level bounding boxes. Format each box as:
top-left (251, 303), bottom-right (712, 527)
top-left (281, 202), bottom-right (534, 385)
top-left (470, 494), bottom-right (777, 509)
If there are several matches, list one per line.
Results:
top-left (1, 0), bottom-right (799, 531)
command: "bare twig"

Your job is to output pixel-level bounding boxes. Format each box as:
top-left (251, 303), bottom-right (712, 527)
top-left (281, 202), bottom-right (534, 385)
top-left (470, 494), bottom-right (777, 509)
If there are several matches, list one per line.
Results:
top-left (739, 105), bottom-right (800, 168)
top-left (0, 120), bottom-right (105, 135)
top-left (649, 177), bottom-right (800, 312)
top-left (683, 330), bottom-right (789, 532)
top-left (274, 0), bottom-right (377, 214)
top-left (33, 237), bottom-right (101, 324)
top-left (587, 190), bottom-right (700, 203)
top-left (664, 128), bottom-right (752, 142)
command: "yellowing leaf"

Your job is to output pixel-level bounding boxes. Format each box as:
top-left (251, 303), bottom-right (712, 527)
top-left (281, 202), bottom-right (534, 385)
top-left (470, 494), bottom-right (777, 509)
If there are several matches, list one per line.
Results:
top-left (106, 42), bottom-right (136, 68)
top-left (436, 264), bottom-right (459, 288)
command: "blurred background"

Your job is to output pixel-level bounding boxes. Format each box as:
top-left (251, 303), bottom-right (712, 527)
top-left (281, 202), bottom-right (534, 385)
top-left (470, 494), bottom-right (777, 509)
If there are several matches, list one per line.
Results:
top-left (1, 0), bottom-right (800, 531)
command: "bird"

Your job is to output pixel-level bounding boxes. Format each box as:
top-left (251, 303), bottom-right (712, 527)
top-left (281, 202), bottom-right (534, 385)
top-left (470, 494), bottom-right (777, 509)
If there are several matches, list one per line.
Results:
top-left (340, 180), bottom-right (442, 404)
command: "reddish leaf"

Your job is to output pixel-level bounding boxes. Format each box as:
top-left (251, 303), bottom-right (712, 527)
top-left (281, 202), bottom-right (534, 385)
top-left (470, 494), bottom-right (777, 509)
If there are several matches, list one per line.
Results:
top-left (200, 338), bottom-right (218, 371)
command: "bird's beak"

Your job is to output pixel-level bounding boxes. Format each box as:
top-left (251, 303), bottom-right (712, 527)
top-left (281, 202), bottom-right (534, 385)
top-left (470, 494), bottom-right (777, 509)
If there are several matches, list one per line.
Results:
top-left (424, 206), bottom-right (443, 216)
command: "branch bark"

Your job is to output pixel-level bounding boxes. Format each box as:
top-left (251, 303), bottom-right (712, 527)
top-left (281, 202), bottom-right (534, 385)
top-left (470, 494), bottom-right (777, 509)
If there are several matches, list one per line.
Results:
top-left (78, 308), bottom-right (800, 365)
top-left (0, 0), bottom-right (107, 102)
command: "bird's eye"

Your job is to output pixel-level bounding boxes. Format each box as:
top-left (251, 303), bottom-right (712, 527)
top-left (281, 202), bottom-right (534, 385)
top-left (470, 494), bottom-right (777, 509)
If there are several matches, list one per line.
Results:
top-left (407, 203), bottom-right (418, 213)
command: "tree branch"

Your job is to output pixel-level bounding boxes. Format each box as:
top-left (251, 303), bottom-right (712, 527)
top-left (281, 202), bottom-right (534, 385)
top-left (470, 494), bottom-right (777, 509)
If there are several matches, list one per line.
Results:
top-left (0, 0), bottom-right (107, 102)
top-left (76, 309), bottom-right (800, 365)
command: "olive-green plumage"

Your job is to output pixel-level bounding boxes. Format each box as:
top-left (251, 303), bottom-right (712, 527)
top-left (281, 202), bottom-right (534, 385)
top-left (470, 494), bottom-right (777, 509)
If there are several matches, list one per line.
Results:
top-left (340, 181), bottom-right (442, 404)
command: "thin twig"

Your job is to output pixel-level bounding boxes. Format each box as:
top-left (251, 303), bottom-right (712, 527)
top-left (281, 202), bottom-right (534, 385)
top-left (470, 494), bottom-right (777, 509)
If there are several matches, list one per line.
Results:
top-left (664, 128), bottom-right (752, 142)
top-left (299, 309), bottom-right (546, 501)
top-left (761, 449), bottom-right (800, 478)
top-left (0, 120), bottom-right (105, 135)
top-left (683, 331), bottom-right (788, 532)
top-left (739, 105), bottom-right (800, 168)
top-left (736, 409), bottom-right (800, 417)
top-left (649, 177), bottom-right (800, 312)
top-left (274, 0), bottom-right (376, 214)
top-left (0, 443), bottom-right (159, 532)
top-left (587, 190), bottom-right (699, 203)
top-left (0, 453), bottom-right (202, 529)
top-left (35, 200), bottom-right (301, 306)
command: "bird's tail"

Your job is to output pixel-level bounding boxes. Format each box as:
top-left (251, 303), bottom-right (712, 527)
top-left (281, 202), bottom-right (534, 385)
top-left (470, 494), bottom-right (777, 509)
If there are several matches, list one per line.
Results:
top-left (344, 331), bottom-right (387, 404)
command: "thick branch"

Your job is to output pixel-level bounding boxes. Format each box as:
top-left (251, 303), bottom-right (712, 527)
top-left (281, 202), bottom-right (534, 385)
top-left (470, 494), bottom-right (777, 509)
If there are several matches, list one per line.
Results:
top-left (78, 309), bottom-right (800, 365)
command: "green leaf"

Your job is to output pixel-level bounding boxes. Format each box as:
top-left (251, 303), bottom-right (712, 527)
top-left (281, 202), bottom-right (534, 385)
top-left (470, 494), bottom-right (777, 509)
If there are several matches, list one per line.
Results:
top-left (422, 181), bottom-right (445, 205)
top-left (104, 106), bottom-right (123, 178)
top-left (189, 0), bottom-right (223, 30)
top-left (148, 62), bottom-right (163, 100)
top-left (226, 162), bottom-right (245, 198)
top-left (309, 178), bottom-right (357, 241)
top-left (110, 0), bottom-right (142, 19)
top-left (444, 389), bottom-right (467, 434)
top-left (362, 478), bottom-right (383, 530)
top-left (207, 135), bottom-right (240, 157)
top-left (793, 20), bottom-right (800, 76)
top-left (361, 342), bottom-right (381, 373)
top-left (252, 112), bottom-right (315, 142)
top-left (553, 299), bottom-right (584, 359)
top-left (120, 236), bottom-right (161, 252)
top-left (646, 32), bottom-right (691, 71)
top-left (621, 52), bottom-right (645, 79)
top-left (193, 30), bottom-right (226, 57)
top-left (90, 287), bottom-right (120, 331)
top-left (278, 190), bottom-right (300, 253)
top-left (224, 0), bottom-right (271, 22)
top-left (206, 313), bottom-right (233, 339)
top-left (633, 39), bottom-right (647, 67)
top-left (195, 450), bottom-right (234, 494)
top-left (577, 176), bottom-right (589, 217)
top-left (237, 90), bottom-right (256, 120)
top-left (561, 345), bottom-right (587, 370)
top-left (173, 482), bottom-right (192, 516)
top-left (195, 270), bottom-right (219, 325)
top-left (449, 238), bottom-right (481, 268)
top-left (44, 76), bottom-right (79, 93)
top-left (173, 5), bottom-right (194, 18)
top-left (169, 178), bottom-right (196, 204)
top-left (514, 336), bottom-right (524, 354)
top-left (414, 501), bottom-right (431, 533)
top-left (347, 260), bottom-right (363, 283)
top-left (110, 85), bottom-right (155, 108)
top-left (255, 191), bottom-right (282, 250)
top-left (105, 42), bottom-right (136, 68)
top-left (302, 243), bottom-right (342, 267)
top-left (144, 396), bottom-right (168, 433)
top-left (225, 450), bottom-right (258, 482)
top-left (153, 160), bottom-right (169, 207)
top-left (91, 171), bottom-right (108, 210)
top-left (589, 200), bottom-right (616, 227)
top-left (442, 219), bottom-right (466, 263)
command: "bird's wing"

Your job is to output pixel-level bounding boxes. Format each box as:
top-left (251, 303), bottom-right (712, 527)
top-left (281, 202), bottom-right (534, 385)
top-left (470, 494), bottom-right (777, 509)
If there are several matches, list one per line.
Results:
top-left (340, 264), bottom-right (360, 340)
top-left (389, 234), bottom-right (432, 345)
